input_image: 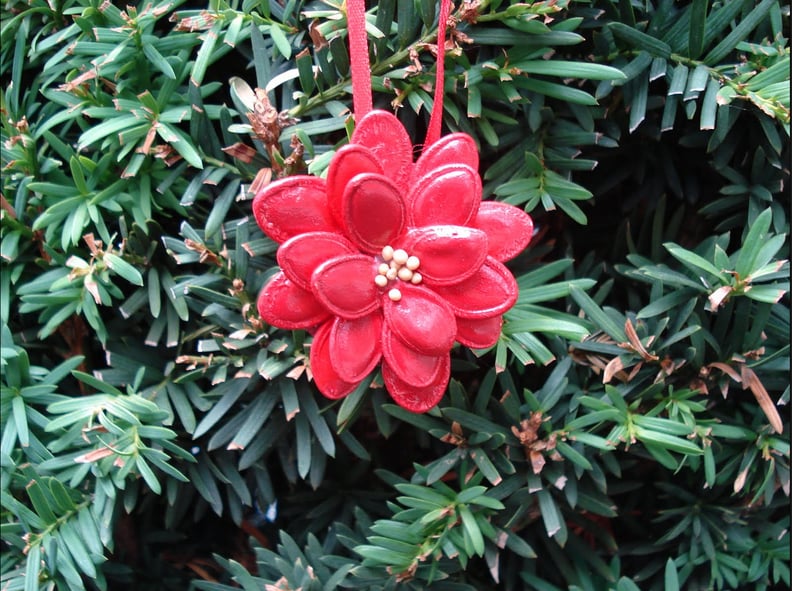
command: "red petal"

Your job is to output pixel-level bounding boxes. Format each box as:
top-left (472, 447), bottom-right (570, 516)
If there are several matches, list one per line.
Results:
top-left (257, 272), bottom-right (330, 329)
top-left (343, 173), bottom-right (406, 254)
top-left (329, 315), bottom-right (383, 382)
top-left (382, 328), bottom-right (445, 388)
top-left (253, 176), bottom-right (336, 243)
top-left (383, 283), bottom-right (456, 355)
top-left (414, 133), bottom-right (479, 180)
top-left (351, 110), bottom-right (413, 190)
top-left (382, 357), bottom-right (450, 413)
top-left (455, 316), bottom-right (503, 349)
top-left (277, 232), bottom-right (355, 289)
top-left (311, 254), bottom-right (380, 319)
top-left (474, 201), bottom-right (534, 262)
top-left (398, 226), bottom-right (488, 286)
top-left (326, 144), bottom-right (383, 225)
top-left (311, 322), bottom-right (358, 399)
top-left (432, 258), bottom-right (518, 318)
top-left (408, 164), bottom-right (481, 227)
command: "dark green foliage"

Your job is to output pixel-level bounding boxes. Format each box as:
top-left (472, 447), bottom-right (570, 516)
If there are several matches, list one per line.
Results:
top-left (1, 1), bottom-right (788, 590)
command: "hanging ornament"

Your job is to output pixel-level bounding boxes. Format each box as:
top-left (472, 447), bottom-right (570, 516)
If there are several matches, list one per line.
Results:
top-left (252, 0), bottom-right (534, 413)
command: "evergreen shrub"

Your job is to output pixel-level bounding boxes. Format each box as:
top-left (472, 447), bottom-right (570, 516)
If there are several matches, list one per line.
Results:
top-left (1, 1), bottom-right (789, 590)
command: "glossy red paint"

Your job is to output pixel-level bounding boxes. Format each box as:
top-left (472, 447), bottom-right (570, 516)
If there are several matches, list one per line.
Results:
top-left (253, 110), bottom-right (534, 412)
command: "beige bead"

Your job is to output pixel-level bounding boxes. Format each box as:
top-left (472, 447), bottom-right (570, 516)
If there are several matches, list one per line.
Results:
top-left (397, 267), bottom-right (413, 281)
top-left (386, 268), bottom-right (398, 280)
top-left (392, 249), bottom-right (409, 265)
top-left (406, 255), bottom-right (420, 270)
top-left (388, 288), bottom-right (402, 301)
top-left (378, 263), bottom-right (390, 275)
top-left (374, 275), bottom-right (389, 287)
top-left (381, 245), bottom-right (394, 261)
top-left (410, 272), bottom-right (423, 284)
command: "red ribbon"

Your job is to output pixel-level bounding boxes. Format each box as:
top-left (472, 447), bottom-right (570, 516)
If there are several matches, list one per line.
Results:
top-left (346, 0), bottom-right (372, 119)
top-left (425, 0), bottom-right (452, 146)
top-left (346, 0), bottom-right (452, 146)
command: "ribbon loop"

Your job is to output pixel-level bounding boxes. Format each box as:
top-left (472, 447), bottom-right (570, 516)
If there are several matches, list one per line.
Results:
top-left (346, 0), bottom-right (452, 146)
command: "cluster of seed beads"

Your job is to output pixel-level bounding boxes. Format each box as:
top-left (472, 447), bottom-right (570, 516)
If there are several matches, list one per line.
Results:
top-left (374, 245), bottom-right (422, 301)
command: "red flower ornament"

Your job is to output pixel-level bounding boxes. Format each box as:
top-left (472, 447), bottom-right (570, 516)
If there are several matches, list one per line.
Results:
top-left (253, 111), bottom-right (534, 413)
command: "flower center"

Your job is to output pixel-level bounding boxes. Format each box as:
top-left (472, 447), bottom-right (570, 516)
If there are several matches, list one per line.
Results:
top-left (374, 245), bottom-right (422, 301)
